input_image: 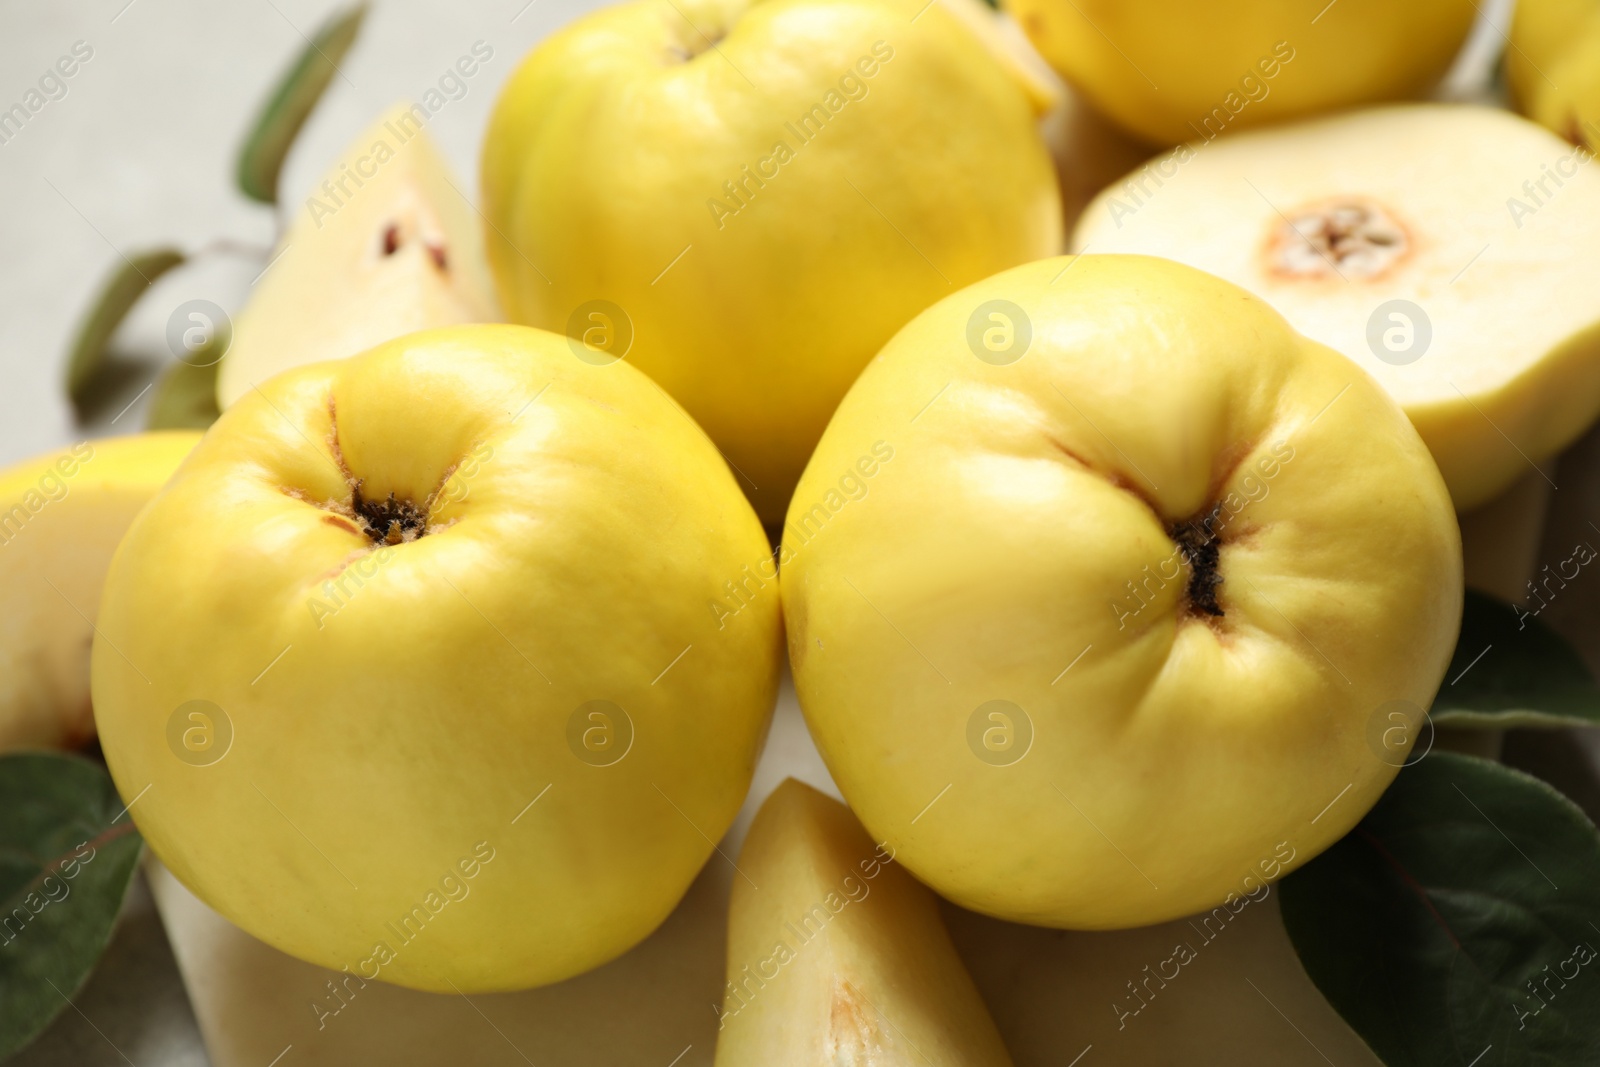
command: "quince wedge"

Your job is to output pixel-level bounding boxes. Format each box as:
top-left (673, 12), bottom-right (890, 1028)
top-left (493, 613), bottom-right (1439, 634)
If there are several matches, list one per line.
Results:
top-left (94, 325), bottom-right (782, 992)
top-left (714, 779), bottom-right (1013, 1067)
top-left (216, 104), bottom-right (499, 409)
top-left (780, 254), bottom-right (1462, 930)
top-left (0, 431), bottom-right (199, 752)
top-left (1073, 104), bottom-right (1600, 511)
top-left (1004, 0), bottom-right (1476, 145)
top-left (480, 0), bottom-right (1061, 524)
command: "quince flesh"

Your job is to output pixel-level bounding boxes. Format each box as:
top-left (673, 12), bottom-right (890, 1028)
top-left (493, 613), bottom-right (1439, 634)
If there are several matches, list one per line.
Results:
top-left (217, 104), bottom-right (499, 410)
top-left (1073, 104), bottom-right (1600, 511)
top-left (714, 779), bottom-right (1013, 1066)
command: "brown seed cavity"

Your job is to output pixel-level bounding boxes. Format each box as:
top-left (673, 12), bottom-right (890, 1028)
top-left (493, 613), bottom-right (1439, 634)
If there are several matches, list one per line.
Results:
top-left (1170, 504), bottom-right (1225, 620)
top-left (1264, 198), bottom-right (1411, 280)
top-left (352, 483), bottom-right (428, 546)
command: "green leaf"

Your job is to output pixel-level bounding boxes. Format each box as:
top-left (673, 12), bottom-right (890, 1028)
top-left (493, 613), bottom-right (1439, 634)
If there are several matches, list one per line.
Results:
top-left (1280, 752), bottom-right (1600, 1067)
top-left (64, 249), bottom-right (186, 408)
top-left (147, 350), bottom-right (223, 431)
top-left (0, 753), bottom-right (143, 1060)
top-left (236, 3), bottom-right (368, 204)
top-left (1432, 589), bottom-right (1600, 729)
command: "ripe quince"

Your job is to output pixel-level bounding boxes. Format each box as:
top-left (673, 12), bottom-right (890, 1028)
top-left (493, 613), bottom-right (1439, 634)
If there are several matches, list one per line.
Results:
top-left (94, 326), bottom-right (781, 992)
top-left (781, 255), bottom-right (1462, 929)
top-left (1073, 104), bottom-right (1600, 510)
top-left (0, 431), bottom-right (198, 751)
top-left (217, 105), bottom-right (499, 409)
top-left (480, 0), bottom-right (1062, 523)
top-left (1004, 0), bottom-right (1476, 145)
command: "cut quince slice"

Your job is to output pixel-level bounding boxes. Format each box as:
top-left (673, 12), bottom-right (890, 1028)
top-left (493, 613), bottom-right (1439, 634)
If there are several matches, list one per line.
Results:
top-left (217, 104), bottom-right (499, 409)
top-left (714, 779), bottom-right (1013, 1067)
top-left (0, 431), bottom-right (200, 751)
top-left (1073, 104), bottom-right (1600, 510)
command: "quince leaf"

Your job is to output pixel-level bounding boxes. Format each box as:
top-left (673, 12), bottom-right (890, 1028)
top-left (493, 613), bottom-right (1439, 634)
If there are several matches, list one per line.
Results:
top-left (236, 2), bottom-right (368, 204)
top-left (0, 753), bottom-right (143, 1060)
top-left (64, 249), bottom-right (186, 410)
top-left (1280, 752), bottom-right (1600, 1067)
top-left (147, 351), bottom-right (222, 431)
top-left (1431, 590), bottom-right (1600, 729)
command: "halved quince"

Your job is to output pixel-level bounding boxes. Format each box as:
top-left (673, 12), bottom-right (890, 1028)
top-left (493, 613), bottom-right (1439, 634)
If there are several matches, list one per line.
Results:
top-left (1073, 104), bottom-right (1600, 510)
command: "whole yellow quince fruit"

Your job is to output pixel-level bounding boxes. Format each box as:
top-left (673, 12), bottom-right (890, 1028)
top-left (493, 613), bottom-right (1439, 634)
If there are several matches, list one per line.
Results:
top-left (781, 255), bottom-right (1462, 929)
top-left (93, 325), bottom-right (782, 992)
top-left (481, 0), bottom-right (1062, 524)
top-left (0, 431), bottom-right (198, 751)
top-left (1509, 0), bottom-right (1600, 148)
top-left (1004, 0), bottom-right (1476, 145)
